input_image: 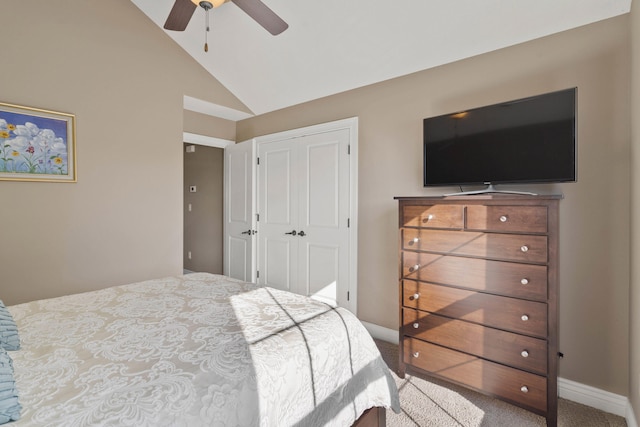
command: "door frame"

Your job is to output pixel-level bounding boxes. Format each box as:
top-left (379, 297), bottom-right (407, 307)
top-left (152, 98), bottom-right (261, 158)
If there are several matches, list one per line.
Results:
top-left (254, 117), bottom-right (359, 314)
top-left (183, 132), bottom-right (234, 149)
top-left (182, 132), bottom-right (233, 273)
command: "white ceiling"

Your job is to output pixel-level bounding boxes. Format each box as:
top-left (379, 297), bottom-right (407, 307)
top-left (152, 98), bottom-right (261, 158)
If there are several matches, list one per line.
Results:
top-left (131, 0), bottom-right (631, 118)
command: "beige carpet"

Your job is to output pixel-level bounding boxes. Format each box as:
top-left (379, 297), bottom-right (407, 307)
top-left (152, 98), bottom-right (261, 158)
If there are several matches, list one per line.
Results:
top-left (374, 339), bottom-right (627, 427)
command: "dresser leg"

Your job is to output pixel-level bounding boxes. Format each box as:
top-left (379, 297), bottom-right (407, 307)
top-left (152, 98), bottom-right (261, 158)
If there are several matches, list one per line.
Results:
top-left (397, 361), bottom-right (406, 379)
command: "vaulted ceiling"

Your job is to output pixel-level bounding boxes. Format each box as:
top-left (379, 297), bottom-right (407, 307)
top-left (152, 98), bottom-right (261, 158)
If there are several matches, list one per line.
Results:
top-left (131, 0), bottom-right (631, 118)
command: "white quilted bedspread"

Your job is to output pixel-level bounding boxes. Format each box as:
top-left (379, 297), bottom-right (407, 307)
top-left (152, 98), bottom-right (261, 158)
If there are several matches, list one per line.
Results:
top-left (8, 273), bottom-right (399, 426)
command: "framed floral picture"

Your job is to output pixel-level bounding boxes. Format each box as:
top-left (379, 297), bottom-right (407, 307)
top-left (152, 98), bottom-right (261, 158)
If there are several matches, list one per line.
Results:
top-left (0, 102), bottom-right (76, 182)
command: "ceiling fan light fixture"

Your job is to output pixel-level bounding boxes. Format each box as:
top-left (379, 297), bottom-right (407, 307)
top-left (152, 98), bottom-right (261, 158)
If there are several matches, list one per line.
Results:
top-left (190, 0), bottom-right (226, 8)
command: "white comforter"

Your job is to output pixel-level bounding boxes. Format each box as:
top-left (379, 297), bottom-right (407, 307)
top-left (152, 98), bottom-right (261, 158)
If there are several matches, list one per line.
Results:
top-left (8, 273), bottom-right (399, 426)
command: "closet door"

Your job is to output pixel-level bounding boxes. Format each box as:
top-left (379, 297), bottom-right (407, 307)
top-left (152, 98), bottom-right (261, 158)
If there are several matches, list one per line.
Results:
top-left (257, 129), bottom-right (350, 307)
top-left (297, 130), bottom-right (350, 306)
top-left (258, 142), bottom-right (299, 293)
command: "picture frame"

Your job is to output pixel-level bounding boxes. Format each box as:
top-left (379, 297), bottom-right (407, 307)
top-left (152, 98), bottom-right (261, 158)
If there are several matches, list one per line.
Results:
top-left (0, 102), bottom-right (76, 182)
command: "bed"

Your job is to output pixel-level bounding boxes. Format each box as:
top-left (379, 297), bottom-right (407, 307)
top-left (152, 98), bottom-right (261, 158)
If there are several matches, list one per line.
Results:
top-left (1, 273), bottom-right (400, 426)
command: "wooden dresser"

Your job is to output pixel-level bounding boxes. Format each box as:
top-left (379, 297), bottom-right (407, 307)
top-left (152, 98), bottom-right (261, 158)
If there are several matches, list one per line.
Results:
top-left (395, 195), bottom-right (560, 426)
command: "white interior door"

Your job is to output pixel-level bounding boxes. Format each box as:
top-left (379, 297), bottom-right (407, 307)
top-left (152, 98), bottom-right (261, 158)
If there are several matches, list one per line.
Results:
top-left (223, 139), bottom-right (255, 282)
top-left (257, 143), bottom-right (298, 292)
top-left (298, 130), bottom-right (350, 307)
top-left (257, 128), bottom-right (350, 307)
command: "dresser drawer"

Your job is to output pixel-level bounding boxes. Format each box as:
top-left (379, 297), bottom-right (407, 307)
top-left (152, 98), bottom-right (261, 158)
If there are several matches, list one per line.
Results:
top-left (466, 205), bottom-right (548, 233)
top-left (402, 228), bottom-right (548, 264)
top-left (403, 310), bottom-right (547, 375)
top-left (403, 338), bottom-right (547, 413)
top-left (402, 252), bottom-right (548, 301)
top-left (401, 205), bottom-right (464, 229)
top-left (402, 280), bottom-right (547, 337)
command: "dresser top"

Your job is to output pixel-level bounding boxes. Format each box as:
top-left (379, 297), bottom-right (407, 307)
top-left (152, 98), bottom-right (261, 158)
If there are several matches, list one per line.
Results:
top-left (394, 194), bottom-right (563, 201)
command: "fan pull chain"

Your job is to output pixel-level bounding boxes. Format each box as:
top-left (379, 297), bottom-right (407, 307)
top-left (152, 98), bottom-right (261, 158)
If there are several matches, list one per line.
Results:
top-left (204, 7), bottom-right (210, 52)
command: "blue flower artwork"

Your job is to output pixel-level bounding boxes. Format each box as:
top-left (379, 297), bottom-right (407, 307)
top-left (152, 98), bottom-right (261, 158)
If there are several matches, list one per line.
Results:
top-left (0, 103), bottom-right (76, 182)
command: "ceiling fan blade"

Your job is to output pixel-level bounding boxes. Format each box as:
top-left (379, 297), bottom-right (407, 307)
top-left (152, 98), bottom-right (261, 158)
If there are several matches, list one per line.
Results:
top-left (231, 0), bottom-right (289, 35)
top-left (164, 0), bottom-right (197, 31)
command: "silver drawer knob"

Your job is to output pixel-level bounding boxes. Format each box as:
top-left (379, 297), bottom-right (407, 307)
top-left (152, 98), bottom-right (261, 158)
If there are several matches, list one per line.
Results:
top-left (422, 214), bottom-right (435, 223)
top-left (412, 322), bottom-right (419, 329)
top-left (521, 350), bottom-right (529, 358)
top-left (521, 245), bottom-right (529, 252)
top-left (521, 278), bottom-right (529, 285)
top-left (409, 264), bottom-right (420, 273)
top-left (499, 215), bottom-right (508, 222)
top-left (521, 314), bottom-right (529, 322)
top-left (411, 293), bottom-right (420, 300)
top-left (413, 352), bottom-right (420, 358)
top-left (520, 385), bottom-right (529, 393)
top-left (409, 237), bottom-right (420, 245)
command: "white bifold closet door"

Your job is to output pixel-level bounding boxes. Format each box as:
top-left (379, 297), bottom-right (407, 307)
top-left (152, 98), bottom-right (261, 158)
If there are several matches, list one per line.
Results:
top-left (257, 129), bottom-right (350, 307)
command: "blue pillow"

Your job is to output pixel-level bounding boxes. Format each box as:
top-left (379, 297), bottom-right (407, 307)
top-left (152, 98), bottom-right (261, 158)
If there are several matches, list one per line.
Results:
top-left (0, 348), bottom-right (20, 424)
top-left (0, 302), bottom-right (19, 351)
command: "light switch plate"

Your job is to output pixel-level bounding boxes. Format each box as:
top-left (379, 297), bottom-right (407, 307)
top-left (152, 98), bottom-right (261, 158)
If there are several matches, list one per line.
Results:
top-left (189, 186), bottom-right (196, 193)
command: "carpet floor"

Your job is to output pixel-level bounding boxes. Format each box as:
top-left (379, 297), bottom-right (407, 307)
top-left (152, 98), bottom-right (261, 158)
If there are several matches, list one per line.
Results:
top-left (374, 339), bottom-right (628, 427)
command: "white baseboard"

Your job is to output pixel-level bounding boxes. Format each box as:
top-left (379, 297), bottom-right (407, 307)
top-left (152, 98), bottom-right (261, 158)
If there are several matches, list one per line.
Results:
top-left (361, 321), bottom-right (399, 344)
top-left (558, 377), bottom-right (632, 420)
top-left (361, 321), bottom-right (638, 427)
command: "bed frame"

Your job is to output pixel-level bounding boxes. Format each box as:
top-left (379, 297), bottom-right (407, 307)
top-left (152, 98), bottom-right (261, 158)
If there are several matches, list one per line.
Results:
top-left (353, 407), bottom-right (386, 427)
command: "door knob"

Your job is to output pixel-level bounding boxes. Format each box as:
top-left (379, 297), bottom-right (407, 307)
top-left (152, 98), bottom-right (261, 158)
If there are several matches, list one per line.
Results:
top-left (298, 231), bottom-right (306, 237)
top-left (285, 230), bottom-right (297, 236)
top-left (241, 229), bottom-right (252, 235)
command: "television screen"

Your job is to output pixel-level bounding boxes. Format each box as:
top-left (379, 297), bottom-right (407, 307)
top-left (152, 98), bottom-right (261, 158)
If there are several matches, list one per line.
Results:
top-left (423, 88), bottom-right (576, 189)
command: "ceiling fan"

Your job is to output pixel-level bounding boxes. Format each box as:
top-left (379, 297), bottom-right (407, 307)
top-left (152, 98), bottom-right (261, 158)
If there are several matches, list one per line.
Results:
top-left (164, 0), bottom-right (288, 35)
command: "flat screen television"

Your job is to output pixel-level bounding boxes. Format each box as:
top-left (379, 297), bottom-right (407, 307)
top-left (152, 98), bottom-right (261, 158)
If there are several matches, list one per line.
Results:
top-left (423, 87), bottom-right (576, 194)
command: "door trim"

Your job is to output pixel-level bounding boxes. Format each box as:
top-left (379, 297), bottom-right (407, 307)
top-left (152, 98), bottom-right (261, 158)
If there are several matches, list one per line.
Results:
top-left (183, 132), bottom-right (234, 148)
top-left (254, 117), bottom-right (359, 314)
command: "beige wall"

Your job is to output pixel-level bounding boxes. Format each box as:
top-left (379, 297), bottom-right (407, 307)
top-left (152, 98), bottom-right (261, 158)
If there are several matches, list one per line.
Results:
top-left (630, 0), bottom-right (640, 422)
top-left (0, 0), bottom-right (247, 305)
top-left (238, 16), bottom-right (632, 395)
top-left (183, 144), bottom-right (224, 274)
top-left (184, 110), bottom-right (236, 141)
